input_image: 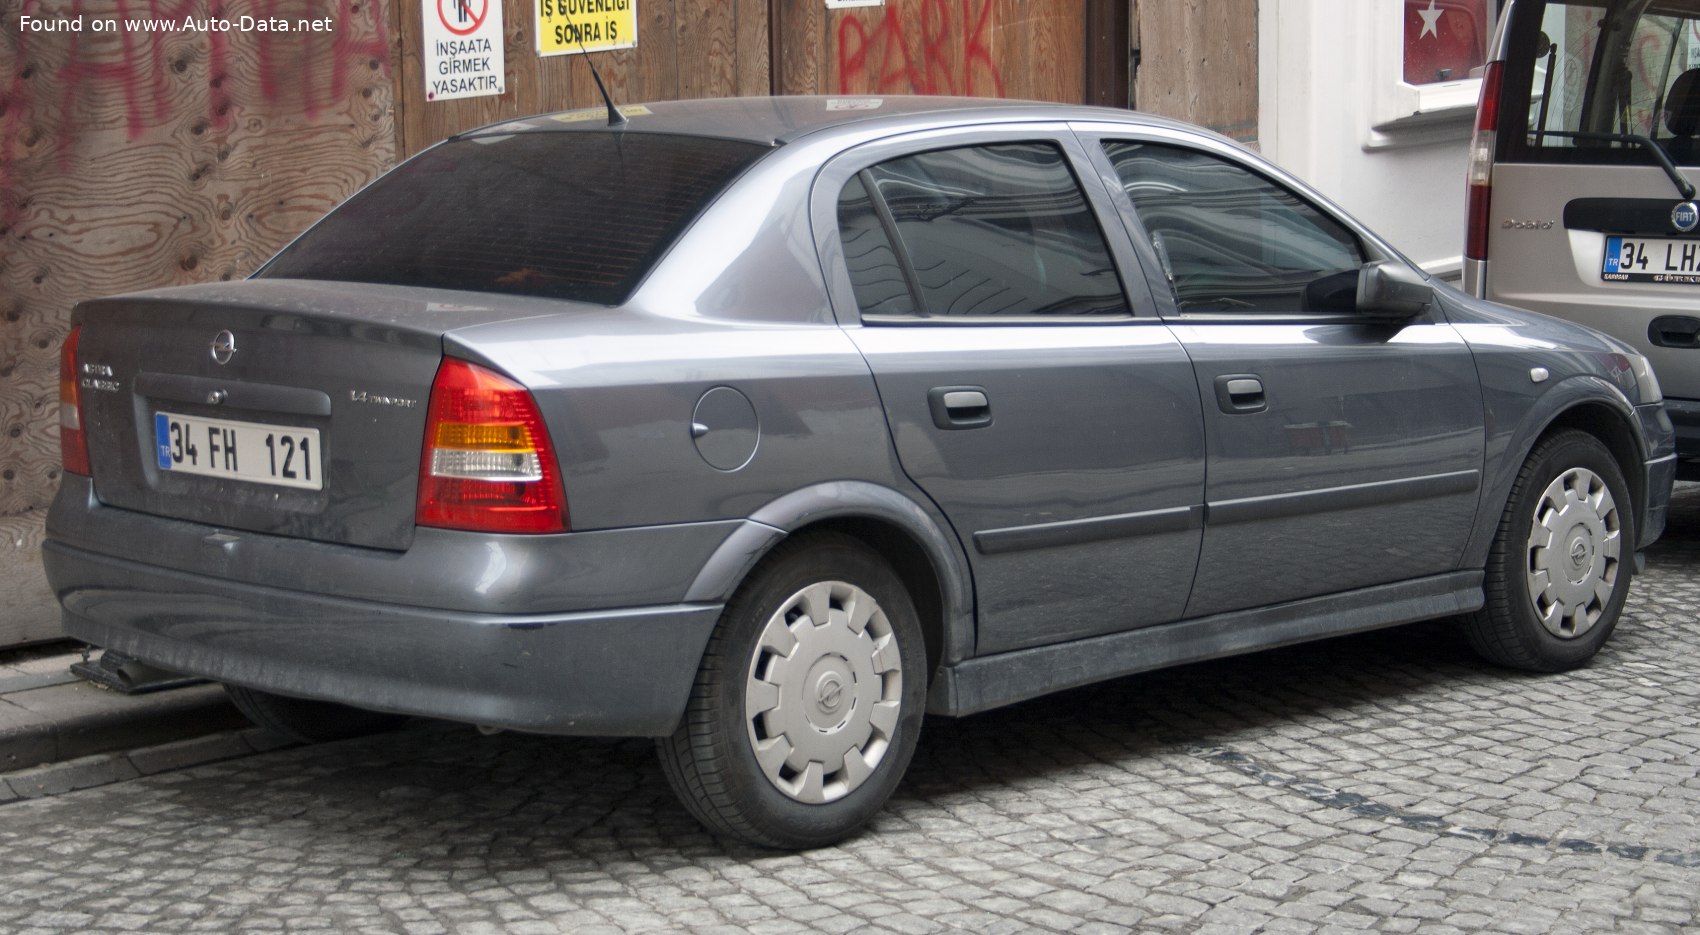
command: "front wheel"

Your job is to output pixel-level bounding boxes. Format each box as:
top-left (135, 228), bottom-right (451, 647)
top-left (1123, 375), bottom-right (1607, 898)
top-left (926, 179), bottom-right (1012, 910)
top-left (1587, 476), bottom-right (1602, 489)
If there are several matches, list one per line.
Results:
top-left (657, 533), bottom-right (927, 849)
top-left (1463, 430), bottom-right (1635, 672)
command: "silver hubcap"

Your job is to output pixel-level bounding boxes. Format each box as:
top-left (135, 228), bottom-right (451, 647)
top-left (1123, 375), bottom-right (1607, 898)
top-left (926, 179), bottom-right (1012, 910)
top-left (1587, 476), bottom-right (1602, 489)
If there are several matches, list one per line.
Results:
top-left (1525, 466), bottom-right (1620, 639)
top-left (745, 581), bottom-right (903, 804)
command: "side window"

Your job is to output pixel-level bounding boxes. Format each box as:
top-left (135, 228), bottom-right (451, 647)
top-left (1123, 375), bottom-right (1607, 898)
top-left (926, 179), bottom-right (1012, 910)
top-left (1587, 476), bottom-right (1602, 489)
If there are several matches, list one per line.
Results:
top-left (835, 143), bottom-right (1126, 318)
top-left (1103, 141), bottom-right (1364, 315)
top-left (838, 175), bottom-right (918, 317)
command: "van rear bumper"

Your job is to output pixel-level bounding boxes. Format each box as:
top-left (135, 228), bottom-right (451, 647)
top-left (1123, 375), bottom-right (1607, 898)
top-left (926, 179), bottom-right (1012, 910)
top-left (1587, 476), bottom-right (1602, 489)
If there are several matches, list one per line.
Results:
top-left (1661, 397), bottom-right (1700, 477)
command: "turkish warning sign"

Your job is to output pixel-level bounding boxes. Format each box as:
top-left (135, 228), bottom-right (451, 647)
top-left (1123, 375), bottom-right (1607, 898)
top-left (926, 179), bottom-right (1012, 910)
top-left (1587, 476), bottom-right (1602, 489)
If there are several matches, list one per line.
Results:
top-left (423, 0), bottom-right (505, 101)
top-left (537, 0), bottom-right (637, 57)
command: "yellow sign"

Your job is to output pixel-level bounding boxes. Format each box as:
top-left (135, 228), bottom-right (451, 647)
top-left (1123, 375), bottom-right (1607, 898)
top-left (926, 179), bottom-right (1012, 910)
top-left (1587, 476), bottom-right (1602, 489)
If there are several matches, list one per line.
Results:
top-left (537, 0), bottom-right (636, 56)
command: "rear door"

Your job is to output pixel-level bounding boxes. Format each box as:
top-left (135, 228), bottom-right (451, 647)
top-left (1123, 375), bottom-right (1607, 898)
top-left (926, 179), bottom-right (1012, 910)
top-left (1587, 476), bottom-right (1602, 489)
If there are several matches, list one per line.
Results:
top-left (1081, 128), bottom-right (1486, 617)
top-left (1484, 0), bottom-right (1700, 407)
top-left (812, 126), bottom-right (1207, 656)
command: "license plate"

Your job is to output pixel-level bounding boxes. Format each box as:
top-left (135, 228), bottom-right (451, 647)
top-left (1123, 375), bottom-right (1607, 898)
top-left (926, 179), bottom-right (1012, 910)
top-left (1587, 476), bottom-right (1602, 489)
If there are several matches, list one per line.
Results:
top-left (1603, 235), bottom-right (1700, 284)
top-left (153, 412), bottom-right (322, 491)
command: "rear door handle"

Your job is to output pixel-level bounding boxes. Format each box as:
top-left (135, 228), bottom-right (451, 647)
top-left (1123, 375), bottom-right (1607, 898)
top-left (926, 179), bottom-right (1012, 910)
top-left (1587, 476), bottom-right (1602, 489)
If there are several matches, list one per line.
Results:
top-left (1214, 374), bottom-right (1266, 413)
top-left (928, 386), bottom-right (993, 429)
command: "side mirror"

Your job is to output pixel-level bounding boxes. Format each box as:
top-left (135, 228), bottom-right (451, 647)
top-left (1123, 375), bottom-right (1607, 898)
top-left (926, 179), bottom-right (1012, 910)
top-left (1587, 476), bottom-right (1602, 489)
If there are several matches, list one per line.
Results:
top-left (1356, 260), bottom-right (1433, 318)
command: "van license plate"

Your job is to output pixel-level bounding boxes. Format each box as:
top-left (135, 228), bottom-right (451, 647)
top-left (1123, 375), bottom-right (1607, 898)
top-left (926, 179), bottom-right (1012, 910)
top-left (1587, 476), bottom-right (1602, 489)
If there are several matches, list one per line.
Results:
top-left (153, 412), bottom-right (323, 491)
top-left (1603, 236), bottom-right (1700, 284)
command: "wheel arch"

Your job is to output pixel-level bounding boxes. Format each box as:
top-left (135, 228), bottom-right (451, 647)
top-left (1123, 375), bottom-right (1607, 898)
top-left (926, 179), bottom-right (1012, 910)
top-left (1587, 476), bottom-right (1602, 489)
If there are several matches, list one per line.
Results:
top-left (1538, 402), bottom-right (1645, 535)
top-left (1463, 377), bottom-right (1647, 569)
top-left (683, 481), bottom-right (975, 679)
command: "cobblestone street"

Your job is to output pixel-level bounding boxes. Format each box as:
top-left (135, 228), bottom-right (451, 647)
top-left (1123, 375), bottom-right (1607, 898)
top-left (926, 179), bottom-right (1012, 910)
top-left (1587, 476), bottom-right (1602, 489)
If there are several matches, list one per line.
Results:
top-left (3, 491), bottom-right (1698, 934)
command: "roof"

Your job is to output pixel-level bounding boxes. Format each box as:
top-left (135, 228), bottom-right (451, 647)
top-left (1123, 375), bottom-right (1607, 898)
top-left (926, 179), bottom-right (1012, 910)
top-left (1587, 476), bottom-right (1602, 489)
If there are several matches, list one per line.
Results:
top-left (458, 95), bottom-right (1181, 147)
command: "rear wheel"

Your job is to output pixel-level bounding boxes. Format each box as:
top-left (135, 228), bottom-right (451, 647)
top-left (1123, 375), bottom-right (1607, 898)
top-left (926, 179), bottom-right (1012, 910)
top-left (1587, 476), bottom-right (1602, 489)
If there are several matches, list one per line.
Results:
top-left (1464, 430), bottom-right (1635, 672)
top-left (224, 684), bottom-right (407, 742)
top-left (657, 533), bottom-right (927, 849)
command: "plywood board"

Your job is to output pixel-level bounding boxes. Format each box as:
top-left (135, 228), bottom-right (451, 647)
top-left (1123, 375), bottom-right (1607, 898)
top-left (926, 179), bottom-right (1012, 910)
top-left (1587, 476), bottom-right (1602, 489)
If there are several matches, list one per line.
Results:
top-left (776, 0), bottom-right (1087, 103)
top-left (1, 0), bottom-right (402, 647)
top-left (395, 0), bottom-right (771, 157)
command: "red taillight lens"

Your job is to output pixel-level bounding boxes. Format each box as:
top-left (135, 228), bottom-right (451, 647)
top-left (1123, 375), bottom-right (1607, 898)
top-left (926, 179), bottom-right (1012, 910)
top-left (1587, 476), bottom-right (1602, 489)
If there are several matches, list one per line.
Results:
top-left (59, 325), bottom-right (91, 477)
top-left (416, 358), bottom-right (568, 534)
top-left (1465, 60), bottom-right (1503, 263)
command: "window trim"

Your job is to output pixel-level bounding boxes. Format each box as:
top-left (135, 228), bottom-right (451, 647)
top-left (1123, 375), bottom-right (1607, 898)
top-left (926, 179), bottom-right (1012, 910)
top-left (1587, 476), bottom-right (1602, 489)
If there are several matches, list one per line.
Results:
top-left (1071, 122), bottom-right (1424, 326)
top-left (810, 123), bottom-right (1160, 328)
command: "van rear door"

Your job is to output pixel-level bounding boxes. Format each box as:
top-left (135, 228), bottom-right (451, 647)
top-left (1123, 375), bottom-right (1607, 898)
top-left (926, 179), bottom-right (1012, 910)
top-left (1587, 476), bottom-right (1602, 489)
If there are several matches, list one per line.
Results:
top-left (1476, 0), bottom-right (1700, 460)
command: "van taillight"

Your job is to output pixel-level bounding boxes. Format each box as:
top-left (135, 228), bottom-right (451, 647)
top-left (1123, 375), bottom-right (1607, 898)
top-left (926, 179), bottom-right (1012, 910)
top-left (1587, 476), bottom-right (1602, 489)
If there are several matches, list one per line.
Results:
top-left (1466, 60), bottom-right (1503, 263)
top-left (416, 358), bottom-right (568, 534)
top-left (59, 325), bottom-right (90, 477)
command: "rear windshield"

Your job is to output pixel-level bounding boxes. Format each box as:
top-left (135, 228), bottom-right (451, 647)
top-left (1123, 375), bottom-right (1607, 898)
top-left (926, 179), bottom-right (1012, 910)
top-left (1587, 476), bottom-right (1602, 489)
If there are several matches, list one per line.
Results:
top-left (258, 132), bottom-right (770, 305)
top-left (1505, 0), bottom-right (1700, 165)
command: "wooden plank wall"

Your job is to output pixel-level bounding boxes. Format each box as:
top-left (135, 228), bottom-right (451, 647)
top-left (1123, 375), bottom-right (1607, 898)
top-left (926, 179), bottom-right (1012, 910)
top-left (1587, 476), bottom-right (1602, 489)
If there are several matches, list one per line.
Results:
top-left (1133, 0), bottom-right (1259, 144)
top-left (394, 0), bottom-right (770, 157)
top-left (0, 0), bottom-right (402, 646)
top-left (773, 0), bottom-right (1088, 103)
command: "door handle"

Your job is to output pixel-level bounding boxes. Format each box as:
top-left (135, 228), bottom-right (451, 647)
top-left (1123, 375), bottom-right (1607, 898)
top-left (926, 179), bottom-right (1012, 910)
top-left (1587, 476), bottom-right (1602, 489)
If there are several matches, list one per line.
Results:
top-left (928, 386), bottom-right (993, 429)
top-left (1213, 374), bottom-right (1266, 413)
top-left (1650, 315), bottom-right (1700, 349)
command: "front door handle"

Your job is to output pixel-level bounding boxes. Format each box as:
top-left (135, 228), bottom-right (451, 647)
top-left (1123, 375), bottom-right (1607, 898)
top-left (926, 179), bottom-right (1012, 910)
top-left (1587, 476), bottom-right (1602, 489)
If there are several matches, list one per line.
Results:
top-left (928, 386), bottom-right (993, 429)
top-left (1214, 374), bottom-right (1266, 413)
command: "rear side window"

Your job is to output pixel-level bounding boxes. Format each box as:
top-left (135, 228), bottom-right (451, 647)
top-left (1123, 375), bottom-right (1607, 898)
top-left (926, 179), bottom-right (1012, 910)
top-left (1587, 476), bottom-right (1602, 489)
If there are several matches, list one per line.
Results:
top-left (259, 133), bottom-right (769, 305)
top-left (1104, 142), bottom-right (1363, 315)
top-left (836, 143), bottom-right (1126, 319)
top-left (1507, 0), bottom-right (1700, 165)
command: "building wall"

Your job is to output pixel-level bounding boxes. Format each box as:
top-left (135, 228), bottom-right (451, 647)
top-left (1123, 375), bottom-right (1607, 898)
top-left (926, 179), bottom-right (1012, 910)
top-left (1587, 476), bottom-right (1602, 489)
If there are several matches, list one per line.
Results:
top-left (1259, 0), bottom-right (1481, 280)
top-left (0, 0), bottom-right (401, 645)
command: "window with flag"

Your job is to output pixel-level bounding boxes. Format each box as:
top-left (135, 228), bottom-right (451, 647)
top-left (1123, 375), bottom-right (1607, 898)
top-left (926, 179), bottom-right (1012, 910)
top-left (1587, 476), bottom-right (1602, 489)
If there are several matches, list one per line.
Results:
top-left (1404, 0), bottom-right (1492, 85)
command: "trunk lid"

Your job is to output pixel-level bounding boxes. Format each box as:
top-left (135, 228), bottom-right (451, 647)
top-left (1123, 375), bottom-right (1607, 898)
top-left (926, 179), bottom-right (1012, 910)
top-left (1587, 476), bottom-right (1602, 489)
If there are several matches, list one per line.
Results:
top-left (73, 279), bottom-right (564, 550)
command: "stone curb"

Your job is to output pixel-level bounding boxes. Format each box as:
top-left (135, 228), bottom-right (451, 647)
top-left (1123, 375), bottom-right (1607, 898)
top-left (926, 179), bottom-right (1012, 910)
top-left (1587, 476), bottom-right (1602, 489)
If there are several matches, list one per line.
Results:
top-left (0, 727), bottom-right (297, 804)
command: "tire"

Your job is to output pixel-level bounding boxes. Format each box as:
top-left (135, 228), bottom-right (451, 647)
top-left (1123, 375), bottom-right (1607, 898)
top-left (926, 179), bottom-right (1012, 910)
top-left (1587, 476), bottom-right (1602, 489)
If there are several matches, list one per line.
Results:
top-left (224, 684), bottom-right (407, 743)
top-left (657, 533), bottom-right (928, 849)
top-left (1463, 430), bottom-right (1636, 672)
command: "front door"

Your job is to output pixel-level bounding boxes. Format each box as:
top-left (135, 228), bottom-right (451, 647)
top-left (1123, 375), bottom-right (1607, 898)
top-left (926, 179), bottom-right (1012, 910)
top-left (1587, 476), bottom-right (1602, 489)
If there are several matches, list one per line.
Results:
top-left (1091, 134), bottom-right (1487, 617)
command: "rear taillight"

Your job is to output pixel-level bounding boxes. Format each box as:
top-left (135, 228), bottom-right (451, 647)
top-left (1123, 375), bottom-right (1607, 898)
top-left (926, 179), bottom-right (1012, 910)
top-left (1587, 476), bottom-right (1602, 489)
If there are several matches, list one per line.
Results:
top-left (59, 325), bottom-right (90, 477)
top-left (1465, 60), bottom-right (1503, 263)
top-left (416, 358), bottom-right (568, 534)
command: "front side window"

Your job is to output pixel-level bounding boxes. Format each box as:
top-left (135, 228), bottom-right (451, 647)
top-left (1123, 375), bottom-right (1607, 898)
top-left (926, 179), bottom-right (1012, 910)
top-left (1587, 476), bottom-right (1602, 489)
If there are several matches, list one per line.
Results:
top-left (1510, 0), bottom-right (1700, 164)
top-left (1103, 142), bottom-right (1364, 315)
top-left (835, 143), bottom-right (1126, 319)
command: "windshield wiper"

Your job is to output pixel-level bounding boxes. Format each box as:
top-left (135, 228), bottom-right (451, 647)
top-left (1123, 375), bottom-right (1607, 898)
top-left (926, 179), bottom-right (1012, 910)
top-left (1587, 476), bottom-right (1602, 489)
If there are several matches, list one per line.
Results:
top-left (1534, 129), bottom-right (1696, 200)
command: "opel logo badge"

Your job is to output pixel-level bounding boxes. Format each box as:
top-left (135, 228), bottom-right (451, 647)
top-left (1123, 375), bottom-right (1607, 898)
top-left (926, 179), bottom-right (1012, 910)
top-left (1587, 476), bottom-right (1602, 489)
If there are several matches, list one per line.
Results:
top-left (1673, 201), bottom-right (1699, 233)
top-left (210, 330), bottom-right (237, 365)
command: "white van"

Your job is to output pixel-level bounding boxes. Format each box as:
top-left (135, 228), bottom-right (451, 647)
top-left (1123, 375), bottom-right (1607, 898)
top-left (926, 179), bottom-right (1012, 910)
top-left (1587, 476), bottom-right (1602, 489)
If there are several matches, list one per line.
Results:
top-left (1469, 0), bottom-right (1700, 475)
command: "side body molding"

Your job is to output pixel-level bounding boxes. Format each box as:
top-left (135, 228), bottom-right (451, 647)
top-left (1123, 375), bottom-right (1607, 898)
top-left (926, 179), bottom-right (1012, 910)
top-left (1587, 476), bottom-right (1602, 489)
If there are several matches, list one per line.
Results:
top-left (683, 480), bottom-right (977, 667)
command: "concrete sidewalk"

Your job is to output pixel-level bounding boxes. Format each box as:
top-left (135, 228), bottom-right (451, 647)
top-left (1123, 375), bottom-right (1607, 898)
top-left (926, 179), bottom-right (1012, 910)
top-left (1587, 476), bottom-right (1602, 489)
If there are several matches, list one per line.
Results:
top-left (0, 643), bottom-right (279, 801)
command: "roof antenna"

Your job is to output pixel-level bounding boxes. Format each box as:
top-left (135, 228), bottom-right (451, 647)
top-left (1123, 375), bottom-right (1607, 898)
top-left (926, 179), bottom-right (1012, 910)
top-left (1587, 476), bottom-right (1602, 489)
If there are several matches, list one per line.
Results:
top-left (577, 37), bottom-right (627, 128)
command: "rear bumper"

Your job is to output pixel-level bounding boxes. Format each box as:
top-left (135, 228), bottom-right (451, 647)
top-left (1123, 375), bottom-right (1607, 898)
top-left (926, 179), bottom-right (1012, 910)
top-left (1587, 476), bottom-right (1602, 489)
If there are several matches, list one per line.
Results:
top-left (45, 539), bottom-right (721, 736)
top-left (41, 475), bottom-right (744, 736)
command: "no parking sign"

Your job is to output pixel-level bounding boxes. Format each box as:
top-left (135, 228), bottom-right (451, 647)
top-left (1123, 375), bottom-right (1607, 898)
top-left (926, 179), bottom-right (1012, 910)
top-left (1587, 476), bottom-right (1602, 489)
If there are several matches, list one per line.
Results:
top-left (423, 0), bottom-right (506, 101)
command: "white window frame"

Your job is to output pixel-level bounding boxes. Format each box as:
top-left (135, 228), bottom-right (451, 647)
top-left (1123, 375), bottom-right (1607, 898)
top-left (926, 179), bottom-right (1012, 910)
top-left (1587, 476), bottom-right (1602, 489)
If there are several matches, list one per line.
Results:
top-left (1365, 0), bottom-right (1496, 148)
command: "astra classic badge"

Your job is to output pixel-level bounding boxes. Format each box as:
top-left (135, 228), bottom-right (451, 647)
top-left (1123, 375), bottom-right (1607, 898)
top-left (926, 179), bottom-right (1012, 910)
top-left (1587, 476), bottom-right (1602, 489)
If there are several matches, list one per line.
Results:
top-left (209, 330), bottom-right (237, 365)
top-left (1673, 201), bottom-right (1700, 233)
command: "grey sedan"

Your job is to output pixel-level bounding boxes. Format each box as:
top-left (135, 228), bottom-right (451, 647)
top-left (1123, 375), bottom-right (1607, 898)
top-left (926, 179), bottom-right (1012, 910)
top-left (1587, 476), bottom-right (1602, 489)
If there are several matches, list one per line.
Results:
top-left (44, 97), bottom-right (1676, 848)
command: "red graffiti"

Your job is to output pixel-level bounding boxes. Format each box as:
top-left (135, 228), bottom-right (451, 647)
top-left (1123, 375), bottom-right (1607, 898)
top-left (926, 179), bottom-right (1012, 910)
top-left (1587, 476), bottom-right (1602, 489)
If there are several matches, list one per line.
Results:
top-left (1, 0), bottom-right (391, 223)
top-left (837, 0), bottom-right (1005, 97)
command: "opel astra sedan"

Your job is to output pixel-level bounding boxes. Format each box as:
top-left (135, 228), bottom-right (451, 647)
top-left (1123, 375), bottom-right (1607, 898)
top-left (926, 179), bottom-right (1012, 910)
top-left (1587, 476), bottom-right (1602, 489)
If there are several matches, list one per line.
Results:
top-left (45, 97), bottom-right (1676, 849)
